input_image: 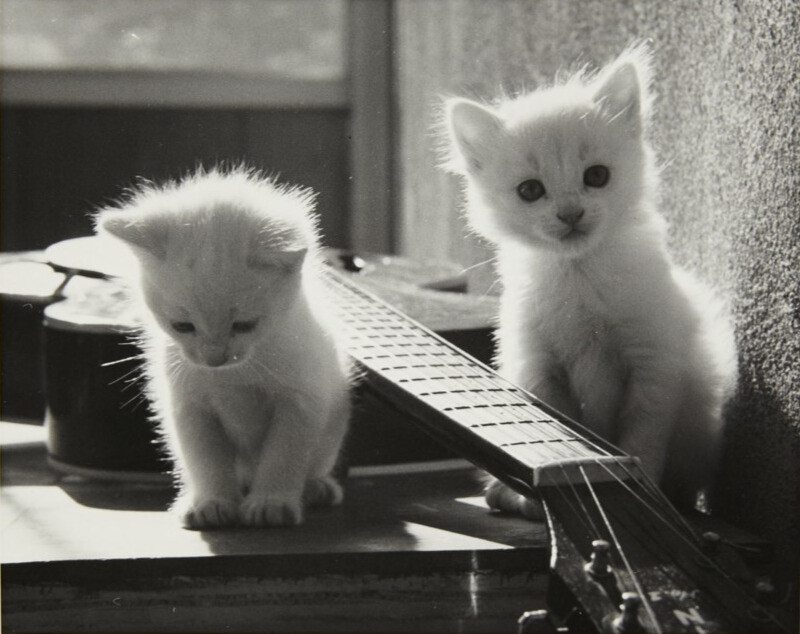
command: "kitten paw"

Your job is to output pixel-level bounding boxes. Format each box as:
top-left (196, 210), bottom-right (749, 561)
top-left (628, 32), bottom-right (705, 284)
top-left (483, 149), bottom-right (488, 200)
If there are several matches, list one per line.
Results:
top-left (485, 478), bottom-right (544, 521)
top-left (240, 493), bottom-right (303, 527)
top-left (180, 498), bottom-right (240, 530)
top-left (303, 475), bottom-right (344, 507)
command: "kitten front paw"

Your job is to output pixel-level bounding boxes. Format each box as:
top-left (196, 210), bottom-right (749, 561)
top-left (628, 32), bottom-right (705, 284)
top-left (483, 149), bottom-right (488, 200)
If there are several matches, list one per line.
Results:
top-left (180, 498), bottom-right (240, 530)
top-left (303, 475), bottom-right (344, 507)
top-left (240, 493), bottom-right (303, 527)
top-left (485, 478), bottom-right (544, 521)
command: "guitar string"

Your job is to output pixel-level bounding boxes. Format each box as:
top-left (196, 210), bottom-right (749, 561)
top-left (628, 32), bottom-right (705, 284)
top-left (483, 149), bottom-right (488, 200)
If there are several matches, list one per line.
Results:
top-left (554, 461), bottom-right (604, 539)
top-left (547, 482), bottom-right (599, 540)
top-left (584, 456), bottom-right (744, 604)
top-left (592, 458), bottom-right (759, 591)
top-left (547, 458), bottom-right (721, 632)
top-left (326, 274), bottom-right (579, 459)
top-left (595, 459), bottom-right (698, 543)
top-left (529, 461), bottom-right (603, 539)
top-left (579, 465), bottom-right (663, 634)
top-left (594, 466), bottom-right (785, 631)
top-left (325, 271), bottom-right (616, 466)
top-left (614, 460), bottom-right (700, 542)
top-left (590, 471), bottom-right (709, 630)
top-left (548, 450), bottom-right (695, 604)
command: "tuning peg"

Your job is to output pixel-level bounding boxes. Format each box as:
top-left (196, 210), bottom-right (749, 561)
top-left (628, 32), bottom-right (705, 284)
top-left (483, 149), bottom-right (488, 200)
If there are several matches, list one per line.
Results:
top-left (585, 539), bottom-right (612, 578)
top-left (609, 592), bottom-right (642, 633)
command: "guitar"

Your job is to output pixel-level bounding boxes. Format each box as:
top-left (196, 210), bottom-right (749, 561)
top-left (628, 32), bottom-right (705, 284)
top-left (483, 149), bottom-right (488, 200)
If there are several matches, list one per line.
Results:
top-left (322, 266), bottom-right (788, 634)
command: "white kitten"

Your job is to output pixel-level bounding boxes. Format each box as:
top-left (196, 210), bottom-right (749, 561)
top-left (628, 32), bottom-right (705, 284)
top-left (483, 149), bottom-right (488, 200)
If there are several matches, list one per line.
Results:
top-left (444, 46), bottom-right (737, 514)
top-left (96, 167), bottom-right (351, 529)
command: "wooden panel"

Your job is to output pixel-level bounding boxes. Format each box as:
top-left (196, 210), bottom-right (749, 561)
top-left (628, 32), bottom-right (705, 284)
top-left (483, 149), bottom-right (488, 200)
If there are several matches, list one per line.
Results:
top-left (1, 107), bottom-right (140, 250)
top-left (128, 109), bottom-right (242, 181)
top-left (1, 106), bottom-right (350, 252)
top-left (244, 109), bottom-right (350, 248)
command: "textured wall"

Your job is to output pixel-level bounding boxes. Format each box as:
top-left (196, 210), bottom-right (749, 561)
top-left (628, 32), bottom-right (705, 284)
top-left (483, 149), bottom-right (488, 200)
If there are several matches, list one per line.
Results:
top-left (395, 0), bottom-right (799, 583)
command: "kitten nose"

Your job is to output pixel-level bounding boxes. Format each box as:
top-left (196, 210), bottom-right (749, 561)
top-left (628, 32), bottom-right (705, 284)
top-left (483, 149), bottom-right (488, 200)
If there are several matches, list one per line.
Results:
top-left (202, 347), bottom-right (229, 367)
top-left (556, 206), bottom-right (585, 227)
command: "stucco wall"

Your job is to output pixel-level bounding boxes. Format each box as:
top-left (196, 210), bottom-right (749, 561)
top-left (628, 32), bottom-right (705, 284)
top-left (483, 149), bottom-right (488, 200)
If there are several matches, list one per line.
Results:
top-left (395, 0), bottom-right (799, 584)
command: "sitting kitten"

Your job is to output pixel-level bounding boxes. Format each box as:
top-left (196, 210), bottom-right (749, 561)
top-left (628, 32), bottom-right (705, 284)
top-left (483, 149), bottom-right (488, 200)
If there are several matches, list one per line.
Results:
top-left (444, 46), bottom-right (737, 515)
top-left (96, 168), bottom-right (351, 528)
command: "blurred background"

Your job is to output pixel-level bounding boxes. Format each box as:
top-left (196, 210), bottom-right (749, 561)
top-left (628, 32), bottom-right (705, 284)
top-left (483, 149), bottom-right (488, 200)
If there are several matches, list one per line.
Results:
top-left (2, 0), bottom-right (798, 602)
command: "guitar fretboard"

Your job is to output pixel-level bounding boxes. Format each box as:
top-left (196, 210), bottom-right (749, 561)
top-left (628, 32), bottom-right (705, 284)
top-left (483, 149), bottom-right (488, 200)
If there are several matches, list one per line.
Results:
top-left (324, 269), bottom-right (632, 491)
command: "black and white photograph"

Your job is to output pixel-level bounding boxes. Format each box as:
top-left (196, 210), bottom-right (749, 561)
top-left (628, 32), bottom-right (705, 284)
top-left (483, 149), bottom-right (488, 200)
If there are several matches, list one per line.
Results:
top-left (1, 1), bottom-right (798, 632)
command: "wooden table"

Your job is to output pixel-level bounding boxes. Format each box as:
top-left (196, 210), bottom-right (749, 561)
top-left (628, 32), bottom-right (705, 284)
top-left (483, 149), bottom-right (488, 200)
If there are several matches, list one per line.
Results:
top-left (1, 420), bottom-right (550, 633)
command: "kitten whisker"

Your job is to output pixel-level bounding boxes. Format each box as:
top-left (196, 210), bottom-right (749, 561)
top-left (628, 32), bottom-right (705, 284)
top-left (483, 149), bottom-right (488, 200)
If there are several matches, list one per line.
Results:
top-left (120, 390), bottom-right (146, 411)
top-left (247, 357), bottom-right (280, 383)
top-left (109, 365), bottom-right (144, 387)
top-left (119, 375), bottom-right (146, 393)
top-left (458, 256), bottom-right (497, 275)
top-left (103, 353), bottom-right (145, 368)
top-left (483, 277), bottom-right (502, 297)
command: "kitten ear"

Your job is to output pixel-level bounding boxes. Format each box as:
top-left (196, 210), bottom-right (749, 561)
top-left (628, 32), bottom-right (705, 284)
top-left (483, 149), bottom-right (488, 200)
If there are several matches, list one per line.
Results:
top-left (593, 60), bottom-right (645, 130)
top-left (446, 98), bottom-right (505, 173)
top-left (248, 247), bottom-right (307, 273)
top-left (98, 212), bottom-right (169, 260)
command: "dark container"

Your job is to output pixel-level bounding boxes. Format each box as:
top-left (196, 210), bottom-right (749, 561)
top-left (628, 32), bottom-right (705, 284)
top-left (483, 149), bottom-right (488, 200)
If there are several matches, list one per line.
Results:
top-left (43, 282), bottom-right (170, 481)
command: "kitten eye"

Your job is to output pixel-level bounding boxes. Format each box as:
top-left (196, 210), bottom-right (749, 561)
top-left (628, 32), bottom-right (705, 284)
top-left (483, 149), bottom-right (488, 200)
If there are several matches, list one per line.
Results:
top-left (171, 321), bottom-right (196, 334)
top-left (232, 319), bottom-right (259, 335)
top-left (584, 165), bottom-right (610, 188)
top-left (516, 179), bottom-right (546, 202)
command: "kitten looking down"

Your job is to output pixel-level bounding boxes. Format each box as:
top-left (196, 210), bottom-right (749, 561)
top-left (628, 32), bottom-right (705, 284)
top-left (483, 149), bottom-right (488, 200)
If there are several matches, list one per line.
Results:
top-left (97, 168), bottom-right (351, 529)
top-left (444, 46), bottom-right (737, 516)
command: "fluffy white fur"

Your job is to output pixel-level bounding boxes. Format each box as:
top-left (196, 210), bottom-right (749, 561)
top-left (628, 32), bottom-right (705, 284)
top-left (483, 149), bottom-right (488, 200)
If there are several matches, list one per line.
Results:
top-left (444, 46), bottom-right (737, 514)
top-left (96, 167), bottom-right (351, 529)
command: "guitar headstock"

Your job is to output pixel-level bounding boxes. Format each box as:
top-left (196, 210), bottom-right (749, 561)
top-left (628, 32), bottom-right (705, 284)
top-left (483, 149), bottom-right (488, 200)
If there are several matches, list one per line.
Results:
top-left (531, 464), bottom-right (787, 633)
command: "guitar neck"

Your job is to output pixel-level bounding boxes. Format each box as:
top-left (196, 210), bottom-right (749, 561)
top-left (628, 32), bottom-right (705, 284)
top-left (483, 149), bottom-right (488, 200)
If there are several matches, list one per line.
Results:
top-left (323, 269), bottom-right (631, 493)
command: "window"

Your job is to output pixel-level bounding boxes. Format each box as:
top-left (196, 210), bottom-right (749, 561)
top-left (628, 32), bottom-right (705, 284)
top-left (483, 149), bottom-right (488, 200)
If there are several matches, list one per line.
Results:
top-left (1, 0), bottom-right (347, 106)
